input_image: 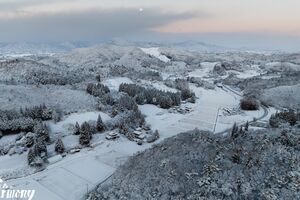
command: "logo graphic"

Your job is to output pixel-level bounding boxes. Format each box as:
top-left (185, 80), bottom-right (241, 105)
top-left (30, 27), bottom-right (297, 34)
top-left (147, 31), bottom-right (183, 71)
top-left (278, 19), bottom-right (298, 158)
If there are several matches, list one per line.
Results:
top-left (0, 178), bottom-right (35, 200)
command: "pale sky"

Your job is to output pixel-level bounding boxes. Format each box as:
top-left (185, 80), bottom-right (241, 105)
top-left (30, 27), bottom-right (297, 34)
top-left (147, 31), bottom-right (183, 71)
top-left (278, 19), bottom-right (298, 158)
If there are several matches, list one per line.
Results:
top-left (0, 0), bottom-right (299, 50)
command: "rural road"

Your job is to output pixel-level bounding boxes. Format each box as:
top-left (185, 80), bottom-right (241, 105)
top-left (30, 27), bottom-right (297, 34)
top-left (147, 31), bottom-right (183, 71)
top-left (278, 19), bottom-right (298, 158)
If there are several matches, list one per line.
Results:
top-left (216, 84), bottom-right (269, 135)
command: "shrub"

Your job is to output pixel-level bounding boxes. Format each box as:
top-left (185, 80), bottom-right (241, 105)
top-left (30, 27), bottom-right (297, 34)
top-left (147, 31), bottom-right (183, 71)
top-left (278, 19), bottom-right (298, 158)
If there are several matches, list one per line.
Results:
top-left (269, 110), bottom-right (299, 128)
top-left (240, 98), bottom-right (259, 110)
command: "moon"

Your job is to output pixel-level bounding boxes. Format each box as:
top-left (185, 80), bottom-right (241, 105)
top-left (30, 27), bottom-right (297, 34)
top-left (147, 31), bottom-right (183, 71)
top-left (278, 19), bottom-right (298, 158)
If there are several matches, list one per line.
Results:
top-left (139, 8), bottom-right (144, 12)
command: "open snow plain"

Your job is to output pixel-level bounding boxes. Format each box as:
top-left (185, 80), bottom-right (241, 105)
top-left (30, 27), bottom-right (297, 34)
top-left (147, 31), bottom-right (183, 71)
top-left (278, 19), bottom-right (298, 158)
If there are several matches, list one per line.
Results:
top-left (0, 44), bottom-right (299, 199)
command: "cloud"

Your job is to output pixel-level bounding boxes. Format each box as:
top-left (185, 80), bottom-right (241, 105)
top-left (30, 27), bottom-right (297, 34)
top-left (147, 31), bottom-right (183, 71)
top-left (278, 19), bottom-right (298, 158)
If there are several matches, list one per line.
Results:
top-left (0, 8), bottom-right (196, 42)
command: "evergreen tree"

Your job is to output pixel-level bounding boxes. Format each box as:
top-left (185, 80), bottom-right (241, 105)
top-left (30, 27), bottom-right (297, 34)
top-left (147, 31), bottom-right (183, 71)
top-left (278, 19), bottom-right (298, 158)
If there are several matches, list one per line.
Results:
top-left (96, 74), bottom-right (101, 82)
top-left (79, 122), bottom-right (92, 146)
top-left (34, 138), bottom-right (48, 159)
top-left (24, 132), bottom-right (35, 147)
top-left (158, 95), bottom-right (173, 109)
top-left (74, 122), bottom-right (80, 135)
top-left (231, 123), bottom-right (239, 138)
top-left (245, 121), bottom-right (249, 131)
top-left (55, 138), bottom-right (65, 154)
top-left (96, 115), bottom-right (105, 132)
top-left (34, 122), bottom-right (50, 142)
top-left (27, 147), bottom-right (36, 166)
top-left (153, 130), bottom-right (160, 139)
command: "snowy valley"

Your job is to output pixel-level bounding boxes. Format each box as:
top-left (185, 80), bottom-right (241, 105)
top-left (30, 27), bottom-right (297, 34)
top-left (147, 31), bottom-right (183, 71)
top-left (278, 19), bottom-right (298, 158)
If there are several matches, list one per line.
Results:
top-left (0, 43), bottom-right (299, 200)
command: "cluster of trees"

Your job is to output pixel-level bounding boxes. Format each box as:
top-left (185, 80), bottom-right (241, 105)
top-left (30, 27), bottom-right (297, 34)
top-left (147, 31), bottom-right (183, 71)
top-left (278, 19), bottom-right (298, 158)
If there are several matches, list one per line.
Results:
top-left (230, 121), bottom-right (249, 139)
top-left (0, 105), bottom-right (53, 134)
top-left (119, 83), bottom-right (181, 109)
top-left (74, 115), bottom-right (106, 146)
top-left (85, 81), bottom-right (146, 141)
top-left (27, 139), bottom-right (48, 167)
top-left (269, 110), bottom-right (300, 128)
top-left (165, 78), bottom-right (196, 103)
top-left (112, 94), bottom-right (138, 114)
top-left (27, 121), bottom-right (66, 166)
top-left (25, 69), bottom-right (81, 85)
top-left (174, 79), bottom-right (196, 101)
top-left (27, 122), bottom-right (50, 167)
top-left (110, 94), bottom-right (145, 133)
top-left (96, 92), bottom-right (146, 140)
top-left (240, 98), bottom-right (260, 110)
top-left (86, 83), bottom-right (110, 97)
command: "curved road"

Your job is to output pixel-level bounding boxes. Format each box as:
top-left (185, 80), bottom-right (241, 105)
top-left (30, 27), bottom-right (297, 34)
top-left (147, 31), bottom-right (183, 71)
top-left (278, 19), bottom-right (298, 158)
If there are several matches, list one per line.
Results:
top-left (216, 84), bottom-right (269, 135)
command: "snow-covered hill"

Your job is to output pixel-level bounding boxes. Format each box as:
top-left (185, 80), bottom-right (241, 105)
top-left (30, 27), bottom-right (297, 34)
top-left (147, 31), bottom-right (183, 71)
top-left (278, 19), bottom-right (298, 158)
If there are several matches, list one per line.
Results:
top-left (0, 42), bottom-right (91, 58)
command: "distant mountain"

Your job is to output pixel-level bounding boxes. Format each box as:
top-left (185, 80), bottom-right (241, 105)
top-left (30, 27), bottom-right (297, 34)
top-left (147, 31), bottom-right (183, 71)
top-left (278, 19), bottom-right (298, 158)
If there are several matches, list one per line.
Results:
top-left (108, 39), bottom-right (233, 52)
top-left (0, 42), bottom-right (92, 57)
top-left (0, 40), bottom-right (246, 58)
top-left (169, 40), bottom-right (232, 52)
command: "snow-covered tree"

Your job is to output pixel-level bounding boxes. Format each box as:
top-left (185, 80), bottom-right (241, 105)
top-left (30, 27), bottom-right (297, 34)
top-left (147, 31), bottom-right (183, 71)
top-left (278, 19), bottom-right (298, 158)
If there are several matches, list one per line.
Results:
top-left (79, 122), bottom-right (92, 146)
top-left (55, 138), bottom-right (65, 154)
top-left (52, 106), bottom-right (63, 123)
top-left (28, 137), bottom-right (47, 167)
top-left (240, 98), bottom-right (259, 110)
top-left (27, 148), bottom-right (36, 166)
top-left (245, 121), bottom-right (249, 131)
top-left (86, 83), bottom-right (110, 97)
top-left (96, 74), bottom-right (101, 82)
top-left (34, 138), bottom-right (48, 159)
top-left (96, 115), bottom-right (105, 132)
top-left (34, 122), bottom-right (50, 143)
top-left (158, 96), bottom-right (173, 109)
top-left (231, 123), bottom-right (239, 138)
top-left (74, 122), bottom-right (81, 135)
top-left (24, 132), bottom-right (35, 147)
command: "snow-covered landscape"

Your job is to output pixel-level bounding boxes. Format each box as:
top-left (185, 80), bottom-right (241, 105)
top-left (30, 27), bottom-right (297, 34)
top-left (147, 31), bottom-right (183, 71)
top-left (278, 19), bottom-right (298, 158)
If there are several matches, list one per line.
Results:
top-left (0, 1), bottom-right (300, 198)
top-left (0, 42), bottom-right (299, 199)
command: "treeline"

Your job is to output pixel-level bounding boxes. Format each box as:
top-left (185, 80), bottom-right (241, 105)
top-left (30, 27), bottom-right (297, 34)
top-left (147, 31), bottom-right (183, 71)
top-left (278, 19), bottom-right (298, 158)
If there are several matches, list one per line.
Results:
top-left (269, 110), bottom-right (300, 128)
top-left (86, 83), bottom-right (110, 97)
top-left (119, 83), bottom-right (181, 109)
top-left (164, 78), bottom-right (196, 102)
top-left (0, 105), bottom-right (53, 134)
top-left (25, 69), bottom-right (82, 85)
